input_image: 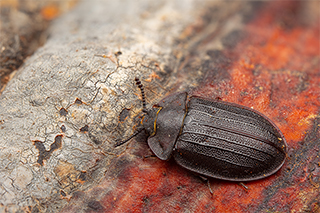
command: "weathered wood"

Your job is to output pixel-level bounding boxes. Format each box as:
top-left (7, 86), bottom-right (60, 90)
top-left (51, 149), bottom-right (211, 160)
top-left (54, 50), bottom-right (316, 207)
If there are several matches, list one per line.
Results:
top-left (0, 0), bottom-right (244, 211)
top-left (1, 0), bottom-right (319, 212)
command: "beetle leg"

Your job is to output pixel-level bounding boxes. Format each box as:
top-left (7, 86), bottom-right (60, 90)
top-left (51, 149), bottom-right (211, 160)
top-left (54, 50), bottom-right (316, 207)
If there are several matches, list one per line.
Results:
top-left (114, 128), bottom-right (145, 147)
top-left (198, 175), bottom-right (213, 195)
top-left (143, 154), bottom-right (157, 159)
top-left (238, 182), bottom-right (249, 192)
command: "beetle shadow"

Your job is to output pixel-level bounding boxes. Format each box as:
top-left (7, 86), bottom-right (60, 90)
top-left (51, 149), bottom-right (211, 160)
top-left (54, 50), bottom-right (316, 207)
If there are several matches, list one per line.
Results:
top-left (125, 131), bottom-right (271, 195)
top-left (175, 167), bottom-right (256, 194)
top-left (129, 131), bottom-right (155, 158)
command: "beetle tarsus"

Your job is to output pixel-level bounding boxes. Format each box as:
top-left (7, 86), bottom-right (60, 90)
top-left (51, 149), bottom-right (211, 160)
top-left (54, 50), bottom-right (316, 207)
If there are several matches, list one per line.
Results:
top-left (198, 175), bottom-right (213, 195)
top-left (239, 182), bottom-right (249, 192)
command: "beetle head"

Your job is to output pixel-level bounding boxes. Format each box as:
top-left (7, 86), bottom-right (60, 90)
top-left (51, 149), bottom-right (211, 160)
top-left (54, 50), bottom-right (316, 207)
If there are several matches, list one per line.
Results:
top-left (114, 77), bottom-right (157, 147)
top-left (134, 77), bottom-right (161, 137)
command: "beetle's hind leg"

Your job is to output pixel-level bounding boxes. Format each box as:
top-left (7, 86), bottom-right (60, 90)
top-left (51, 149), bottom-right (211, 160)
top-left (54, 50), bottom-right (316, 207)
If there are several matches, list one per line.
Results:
top-left (198, 175), bottom-right (213, 195)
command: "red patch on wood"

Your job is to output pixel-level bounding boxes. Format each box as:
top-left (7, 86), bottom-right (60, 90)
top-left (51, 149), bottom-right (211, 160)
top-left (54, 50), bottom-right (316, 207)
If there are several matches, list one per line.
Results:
top-left (62, 1), bottom-right (319, 212)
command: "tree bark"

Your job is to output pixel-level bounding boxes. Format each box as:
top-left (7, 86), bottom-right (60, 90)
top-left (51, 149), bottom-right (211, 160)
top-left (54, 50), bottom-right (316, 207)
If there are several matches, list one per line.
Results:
top-left (0, 0), bottom-right (319, 212)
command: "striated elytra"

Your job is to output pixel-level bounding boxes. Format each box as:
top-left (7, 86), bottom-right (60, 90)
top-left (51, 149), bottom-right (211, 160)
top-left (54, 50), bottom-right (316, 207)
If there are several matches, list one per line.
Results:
top-left (115, 78), bottom-right (287, 181)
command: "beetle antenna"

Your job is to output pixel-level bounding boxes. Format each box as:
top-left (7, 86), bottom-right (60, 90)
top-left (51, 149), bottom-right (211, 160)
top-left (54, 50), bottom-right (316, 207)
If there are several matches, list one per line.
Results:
top-left (114, 128), bottom-right (145, 147)
top-left (135, 77), bottom-right (147, 113)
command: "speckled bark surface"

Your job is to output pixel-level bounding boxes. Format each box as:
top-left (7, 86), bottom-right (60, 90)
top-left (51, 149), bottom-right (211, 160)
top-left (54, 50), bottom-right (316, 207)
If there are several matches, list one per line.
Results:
top-left (0, 1), bottom-right (319, 212)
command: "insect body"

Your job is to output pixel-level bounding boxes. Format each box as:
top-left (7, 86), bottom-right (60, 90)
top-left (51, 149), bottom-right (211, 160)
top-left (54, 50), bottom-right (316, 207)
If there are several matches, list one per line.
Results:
top-left (116, 78), bottom-right (287, 181)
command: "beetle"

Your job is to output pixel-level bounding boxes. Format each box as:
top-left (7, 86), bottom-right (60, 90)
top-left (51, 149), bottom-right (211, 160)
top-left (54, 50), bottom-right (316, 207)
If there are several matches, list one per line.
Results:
top-left (115, 78), bottom-right (287, 181)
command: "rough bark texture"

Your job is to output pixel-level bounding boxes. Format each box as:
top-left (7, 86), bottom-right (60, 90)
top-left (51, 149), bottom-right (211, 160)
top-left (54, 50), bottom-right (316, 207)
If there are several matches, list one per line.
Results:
top-left (0, 0), bottom-right (319, 212)
top-left (0, 0), bottom-right (75, 92)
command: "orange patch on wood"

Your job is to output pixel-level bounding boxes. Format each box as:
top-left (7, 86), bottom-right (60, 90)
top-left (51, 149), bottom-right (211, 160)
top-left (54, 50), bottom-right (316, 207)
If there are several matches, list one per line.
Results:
top-left (145, 71), bottom-right (161, 82)
top-left (41, 5), bottom-right (60, 20)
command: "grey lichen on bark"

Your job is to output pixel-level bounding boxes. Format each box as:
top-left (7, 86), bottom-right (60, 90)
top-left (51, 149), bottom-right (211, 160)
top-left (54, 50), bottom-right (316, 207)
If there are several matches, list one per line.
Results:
top-left (0, 0), bottom-right (216, 211)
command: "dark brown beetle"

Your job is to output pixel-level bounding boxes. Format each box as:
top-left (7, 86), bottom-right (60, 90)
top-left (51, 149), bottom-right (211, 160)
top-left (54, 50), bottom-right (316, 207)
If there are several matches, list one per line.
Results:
top-left (115, 78), bottom-right (287, 181)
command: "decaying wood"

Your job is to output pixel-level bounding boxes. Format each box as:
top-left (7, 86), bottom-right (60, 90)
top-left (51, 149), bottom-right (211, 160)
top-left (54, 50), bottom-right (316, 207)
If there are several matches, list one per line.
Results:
top-left (3, 0), bottom-right (316, 212)
top-left (0, 0), bottom-right (253, 211)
